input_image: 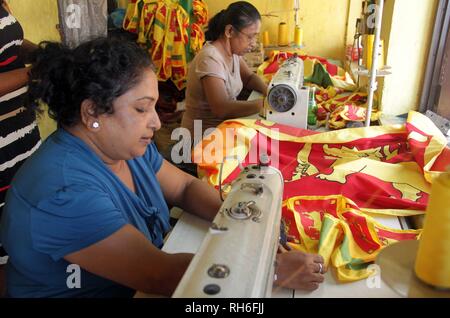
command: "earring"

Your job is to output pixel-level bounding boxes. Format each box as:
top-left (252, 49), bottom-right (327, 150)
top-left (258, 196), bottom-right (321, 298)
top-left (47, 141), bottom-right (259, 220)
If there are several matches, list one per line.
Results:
top-left (92, 122), bottom-right (100, 129)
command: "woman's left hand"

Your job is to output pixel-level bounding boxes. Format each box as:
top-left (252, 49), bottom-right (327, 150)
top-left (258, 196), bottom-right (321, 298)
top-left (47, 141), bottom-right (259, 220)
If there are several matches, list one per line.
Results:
top-left (274, 250), bottom-right (326, 291)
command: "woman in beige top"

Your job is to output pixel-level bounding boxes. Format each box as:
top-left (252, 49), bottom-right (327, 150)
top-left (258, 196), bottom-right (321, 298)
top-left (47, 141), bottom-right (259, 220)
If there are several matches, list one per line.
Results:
top-left (181, 1), bottom-right (268, 141)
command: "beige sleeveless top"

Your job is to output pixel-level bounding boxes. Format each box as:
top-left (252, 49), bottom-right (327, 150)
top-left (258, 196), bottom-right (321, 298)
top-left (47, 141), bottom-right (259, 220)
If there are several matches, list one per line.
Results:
top-left (181, 42), bottom-right (243, 142)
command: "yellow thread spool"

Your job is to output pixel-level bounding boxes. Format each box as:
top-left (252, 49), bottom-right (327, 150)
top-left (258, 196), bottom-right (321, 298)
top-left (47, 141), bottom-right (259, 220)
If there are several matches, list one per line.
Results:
top-left (262, 31), bottom-right (270, 48)
top-left (415, 171), bottom-right (450, 289)
top-left (278, 22), bottom-right (289, 47)
top-left (294, 26), bottom-right (303, 47)
top-left (363, 34), bottom-right (384, 70)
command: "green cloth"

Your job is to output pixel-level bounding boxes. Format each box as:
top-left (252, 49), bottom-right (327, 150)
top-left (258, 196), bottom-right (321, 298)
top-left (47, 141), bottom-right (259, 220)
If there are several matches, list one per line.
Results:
top-left (305, 63), bottom-right (334, 88)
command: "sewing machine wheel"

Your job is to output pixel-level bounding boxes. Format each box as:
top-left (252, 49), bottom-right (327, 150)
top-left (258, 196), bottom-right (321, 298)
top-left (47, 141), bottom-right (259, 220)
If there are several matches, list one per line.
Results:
top-left (268, 84), bottom-right (297, 112)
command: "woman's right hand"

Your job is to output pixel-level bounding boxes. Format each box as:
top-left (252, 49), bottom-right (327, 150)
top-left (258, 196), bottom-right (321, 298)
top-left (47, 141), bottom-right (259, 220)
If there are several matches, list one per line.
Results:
top-left (274, 250), bottom-right (326, 291)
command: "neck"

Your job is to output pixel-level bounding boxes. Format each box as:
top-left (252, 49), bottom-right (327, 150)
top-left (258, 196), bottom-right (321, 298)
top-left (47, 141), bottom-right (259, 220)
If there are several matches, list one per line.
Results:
top-left (64, 125), bottom-right (123, 170)
top-left (215, 37), bottom-right (233, 59)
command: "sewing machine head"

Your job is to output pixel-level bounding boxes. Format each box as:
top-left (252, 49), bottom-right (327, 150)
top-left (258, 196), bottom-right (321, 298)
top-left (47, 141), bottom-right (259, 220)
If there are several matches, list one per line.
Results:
top-left (265, 55), bottom-right (310, 129)
top-left (172, 162), bottom-right (284, 298)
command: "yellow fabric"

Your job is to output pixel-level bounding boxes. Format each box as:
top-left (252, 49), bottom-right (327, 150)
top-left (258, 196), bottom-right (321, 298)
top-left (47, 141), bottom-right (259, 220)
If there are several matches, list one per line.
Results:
top-left (285, 195), bottom-right (421, 282)
top-left (415, 171), bottom-right (450, 288)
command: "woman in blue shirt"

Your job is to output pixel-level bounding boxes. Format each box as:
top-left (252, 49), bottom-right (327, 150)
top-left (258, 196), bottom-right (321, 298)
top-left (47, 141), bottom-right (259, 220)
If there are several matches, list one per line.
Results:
top-left (0, 38), bottom-right (325, 297)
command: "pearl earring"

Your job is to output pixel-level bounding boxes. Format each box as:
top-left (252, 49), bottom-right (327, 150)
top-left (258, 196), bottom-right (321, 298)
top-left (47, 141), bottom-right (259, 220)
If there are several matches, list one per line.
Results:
top-left (92, 122), bottom-right (100, 129)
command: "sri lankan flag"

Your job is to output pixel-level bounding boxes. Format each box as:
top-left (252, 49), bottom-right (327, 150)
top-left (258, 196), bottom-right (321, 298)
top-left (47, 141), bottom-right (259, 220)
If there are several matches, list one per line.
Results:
top-left (194, 111), bottom-right (449, 282)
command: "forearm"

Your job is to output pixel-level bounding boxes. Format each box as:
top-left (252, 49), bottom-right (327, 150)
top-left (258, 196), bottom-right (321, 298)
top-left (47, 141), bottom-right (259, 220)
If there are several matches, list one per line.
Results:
top-left (179, 178), bottom-right (222, 222)
top-left (144, 252), bottom-right (193, 296)
top-left (215, 98), bottom-right (263, 119)
top-left (0, 67), bottom-right (29, 96)
top-left (244, 73), bottom-right (268, 96)
top-left (20, 40), bottom-right (38, 64)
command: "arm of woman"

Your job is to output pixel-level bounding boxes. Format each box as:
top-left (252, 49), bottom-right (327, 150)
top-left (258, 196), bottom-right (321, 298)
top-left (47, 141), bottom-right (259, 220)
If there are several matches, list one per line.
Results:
top-left (157, 160), bottom-right (222, 222)
top-left (2, 0), bottom-right (11, 13)
top-left (0, 67), bottom-right (29, 96)
top-left (239, 57), bottom-right (267, 96)
top-left (20, 39), bottom-right (38, 64)
top-left (64, 224), bottom-right (193, 296)
top-left (202, 75), bottom-right (263, 119)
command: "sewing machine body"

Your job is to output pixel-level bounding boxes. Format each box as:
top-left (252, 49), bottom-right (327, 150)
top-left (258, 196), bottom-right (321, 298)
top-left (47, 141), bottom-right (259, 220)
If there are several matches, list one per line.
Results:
top-left (265, 56), bottom-right (310, 129)
top-left (172, 164), bottom-right (284, 298)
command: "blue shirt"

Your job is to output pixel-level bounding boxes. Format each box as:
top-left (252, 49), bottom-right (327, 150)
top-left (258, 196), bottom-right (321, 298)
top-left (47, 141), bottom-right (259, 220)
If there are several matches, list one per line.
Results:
top-left (0, 129), bottom-right (171, 298)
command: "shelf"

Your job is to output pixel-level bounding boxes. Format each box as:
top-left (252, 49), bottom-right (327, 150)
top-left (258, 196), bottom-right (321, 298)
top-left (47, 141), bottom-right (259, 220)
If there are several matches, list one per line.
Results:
top-left (356, 66), bottom-right (392, 77)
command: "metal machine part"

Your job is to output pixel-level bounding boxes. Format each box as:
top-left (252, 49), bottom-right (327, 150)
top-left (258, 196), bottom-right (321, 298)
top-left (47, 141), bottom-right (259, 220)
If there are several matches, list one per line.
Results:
top-left (268, 84), bottom-right (297, 112)
top-left (265, 55), bottom-right (310, 129)
top-left (172, 164), bottom-right (284, 298)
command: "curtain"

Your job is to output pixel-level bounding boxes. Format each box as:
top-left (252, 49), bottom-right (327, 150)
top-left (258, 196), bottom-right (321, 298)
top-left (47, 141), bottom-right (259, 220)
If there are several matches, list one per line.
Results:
top-left (57, 0), bottom-right (108, 48)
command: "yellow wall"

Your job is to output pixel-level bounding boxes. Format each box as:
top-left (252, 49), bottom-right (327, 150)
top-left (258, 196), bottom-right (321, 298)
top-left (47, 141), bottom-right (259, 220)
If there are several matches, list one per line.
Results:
top-left (6, 0), bottom-right (441, 125)
top-left (7, 0), bottom-right (59, 139)
top-left (379, 0), bottom-right (438, 115)
top-left (205, 0), bottom-right (363, 61)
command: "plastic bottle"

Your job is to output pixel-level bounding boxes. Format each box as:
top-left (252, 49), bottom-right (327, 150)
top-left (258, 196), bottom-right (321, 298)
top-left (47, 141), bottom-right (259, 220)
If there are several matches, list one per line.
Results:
top-left (308, 87), bottom-right (318, 126)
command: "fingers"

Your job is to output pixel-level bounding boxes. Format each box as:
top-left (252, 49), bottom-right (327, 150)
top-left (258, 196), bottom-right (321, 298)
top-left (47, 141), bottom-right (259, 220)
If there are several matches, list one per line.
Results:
top-left (306, 265), bottom-right (325, 281)
top-left (313, 254), bottom-right (324, 264)
top-left (312, 254), bottom-right (328, 273)
top-left (300, 282), bottom-right (320, 291)
top-left (310, 262), bottom-right (322, 274)
top-left (311, 273), bottom-right (325, 283)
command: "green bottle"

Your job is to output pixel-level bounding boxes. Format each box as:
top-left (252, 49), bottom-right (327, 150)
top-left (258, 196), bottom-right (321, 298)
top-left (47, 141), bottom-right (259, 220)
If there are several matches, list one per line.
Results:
top-left (308, 87), bottom-right (318, 126)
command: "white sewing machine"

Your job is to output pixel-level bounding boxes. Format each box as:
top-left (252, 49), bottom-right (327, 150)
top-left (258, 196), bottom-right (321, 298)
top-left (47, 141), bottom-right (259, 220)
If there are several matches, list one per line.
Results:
top-left (264, 55), bottom-right (310, 129)
top-left (172, 161), bottom-right (284, 298)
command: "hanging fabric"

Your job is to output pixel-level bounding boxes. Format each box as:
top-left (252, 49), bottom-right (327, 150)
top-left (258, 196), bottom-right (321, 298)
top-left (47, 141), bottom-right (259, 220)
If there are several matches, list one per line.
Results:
top-left (123, 0), bottom-right (208, 90)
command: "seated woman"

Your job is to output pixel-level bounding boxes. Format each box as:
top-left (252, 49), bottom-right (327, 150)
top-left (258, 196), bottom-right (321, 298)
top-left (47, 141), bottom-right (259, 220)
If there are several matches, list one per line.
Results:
top-left (0, 38), bottom-right (325, 298)
top-left (181, 1), bottom-right (267, 140)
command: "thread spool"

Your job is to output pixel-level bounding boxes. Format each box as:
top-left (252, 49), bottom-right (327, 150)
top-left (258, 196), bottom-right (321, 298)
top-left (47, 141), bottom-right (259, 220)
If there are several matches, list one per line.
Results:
top-left (294, 26), bottom-right (303, 47)
top-left (262, 31), bottom-right (270, 48)
top-left (414, 171), bottom-right (450, 289)
top-left (363, 34), bottom-right (384, 70)
top-left (278, 22), bottom-right (289, 47)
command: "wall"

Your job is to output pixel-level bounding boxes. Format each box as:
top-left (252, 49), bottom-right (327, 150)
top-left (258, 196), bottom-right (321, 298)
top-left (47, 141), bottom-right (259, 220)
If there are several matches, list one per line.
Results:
top-left (5, 0), bottom-right (441, 125)
top-left (205, 0), bottom-right (363, 61)
top-left (7, 0), bottom-right (59, 139)
top-left (379, 0), bottom-right (439, 115)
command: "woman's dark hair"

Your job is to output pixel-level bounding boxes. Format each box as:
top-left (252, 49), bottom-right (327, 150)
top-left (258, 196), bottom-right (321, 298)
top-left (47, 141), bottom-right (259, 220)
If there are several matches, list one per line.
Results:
top-left (27, 38), bottom-right (153, 127)
top-left (205, 1), bottom-right (261, 41)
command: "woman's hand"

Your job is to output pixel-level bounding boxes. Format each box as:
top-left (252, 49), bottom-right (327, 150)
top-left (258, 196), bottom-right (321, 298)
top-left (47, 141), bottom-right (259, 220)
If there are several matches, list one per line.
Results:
top-left (274, 250), bottom-right (326, 291)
